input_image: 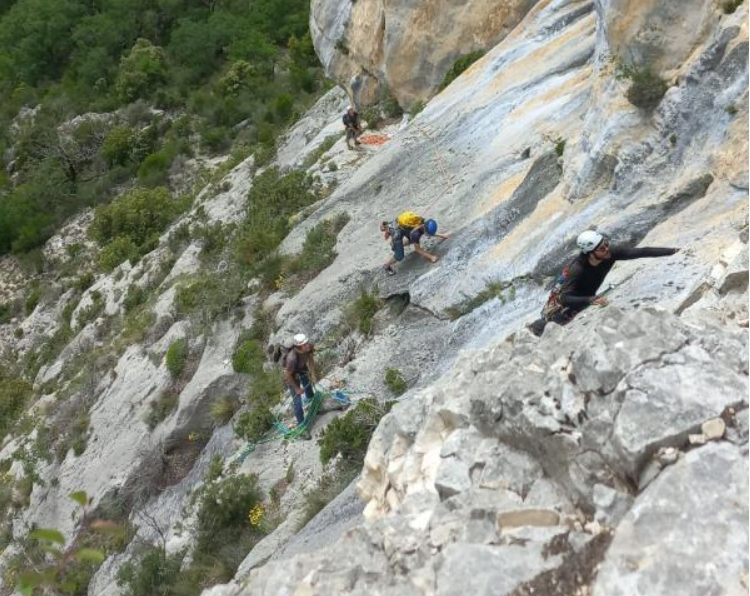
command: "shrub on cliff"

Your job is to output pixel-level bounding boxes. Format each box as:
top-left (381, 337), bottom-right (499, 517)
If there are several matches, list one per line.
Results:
top-left (318, 398), bottom-right (393, 465)
top-left (441, 51), bottom-right (485, 90)
top-left (617, 62), bottom-right (668, 110)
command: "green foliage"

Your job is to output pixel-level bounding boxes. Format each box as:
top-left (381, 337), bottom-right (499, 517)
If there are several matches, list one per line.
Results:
top-left (318, 398), bottom-right (393, 465)
top-left (281, 214), bottom-right (350, 290)
top-left (235, 167), bottom-right (321, 268)
top-left (0, 0), bottom-right (327, 262)
top-left (722, 0), bottom-right (744, 13)
top-left (117, 545), bottom-right (184, 596)
top-left (100, 125), bottom-right (137, 167)
top-left (0, 377), bottom-right (32, 441)
top-left (23, 285), bottom-right (40, 316)
top-left (90, 187), bottom-right (187, 271)
top-left (165, 338), bottom-right (188, 378)
top-left (302, 133), bottom-right (342, 168)
top-left (210, 396), bottom-right (241, 426)
top-left (345, 288), bottom-right (383, 335)
top-left (122, 284), bottom-right (147, 313)
top-left (384, 368), bottom-right (407, 396)
top-left (193, 474), bottom-right (264, 576)
top-left (555, 137), bottom-right (566, 157)
top-left (174, 271), bottom-right (247, 324)
top-left (115, 39), bottom-right (168, 103)
top-left (137, 152), bottom-right (173, 187)
top-left (232, 339), bottom-right (265, 374)
top-left (76, 290), bottom-right (104, 329)
top-left (445, 281), bottom-right (515, 320)
top-left (726, 104), bottom-right (738, 115)
top-left (441, 50), bottom-right (485, 90)
top-left (617, 62), bottom-right (668, 110)
top-left (98, 236), bottom-right (139, 272)
top-left (90, 187), bottom-right (181, 247)
top-left (145, 389), bottom-right (179, 429)
top-left (300, 466), bottom-right (358, 528)
top-left (234, 406), bottom-right (275, 443)
top-left (13, 492), bottom-right (126, 596)
top-left (72, 272), bottom-right (95, 293)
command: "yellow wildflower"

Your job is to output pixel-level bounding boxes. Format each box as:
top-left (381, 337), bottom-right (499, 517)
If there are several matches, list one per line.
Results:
top-left (248, 503), bottom-right (265, 527)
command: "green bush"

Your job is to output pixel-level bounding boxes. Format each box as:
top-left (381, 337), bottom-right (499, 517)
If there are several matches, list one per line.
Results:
top-left (117, 545), bottom-right (184, 596)
top-left (145, 389), bottom-right (179, 429)
top-left (90, 187), bottom-right (183, 248)
top-left (0, 377), bottom-right (32, 441)
top-left (723, 0), bottom-right (744, 13)
top-left (235, 168), bottom-right (320, 268)
top-left (137, 152), bottom-right (173, 187)
top-left (234, 407), bottom-right (275, 443)
top-left (445, 281), bottom-right (515, 320)
top-left (122, 284), bottom-right (147, 313)
top-left (210, 396), bottom-right (241, 426)
top-left (195, 474), bottom-right (263, 558)
top-left (99, 236), bottom-right (140, 272)
top-left (232, 339), bottom-right (265, 374)
top-left (318, 398), bottom-right (393, 465)
top-left (346, 288), bottom-right (382, 335)
top-left (76, 290), bottom-right (105, 328)
top-left (617, 63), bottom-right (668, 110)
top-left (384, 368), bottom-right (407, 396)
top-left (72, 273), bottom-right (95, 293)
top-left (115, 39), bottom-right (168, 102)
top-left (24, 286), bottom-right (41, 316)
top-left (300, 466), bottom-right (358, 528)
top-left (101, 125), bottom-right (136, 167)
top-left (441, 51), bottom-right (485, 90)
top-left (284, 214), bottom-right (350, 282)
top-left (174, 272), bottom-right (247, 323)
top-left (165, 338), bottom-right (188, 378)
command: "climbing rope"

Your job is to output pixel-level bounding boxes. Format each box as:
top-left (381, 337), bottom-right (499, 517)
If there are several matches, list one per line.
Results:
top-left (412, 120), bottom-right (457, 211)
top-left (227, 388), bottom-right (355, 467)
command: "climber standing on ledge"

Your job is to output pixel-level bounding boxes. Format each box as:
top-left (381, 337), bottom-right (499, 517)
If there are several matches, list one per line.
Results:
top-left (343, 105), bottom-right (363, 150)
top-left (283, 333), bottom-right (317, 439)
top-left (381, 211), bottom-right (450, 275)
top-left (530, 230), bottom-right (680, 336)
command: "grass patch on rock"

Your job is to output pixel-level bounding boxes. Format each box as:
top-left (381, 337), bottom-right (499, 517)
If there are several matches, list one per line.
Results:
top-left (445, 281), bottom-right (515, 320)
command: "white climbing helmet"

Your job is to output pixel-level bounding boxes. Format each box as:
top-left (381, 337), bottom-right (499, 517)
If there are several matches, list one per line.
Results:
top-left (293, 333), bottom-right (309, 347)
top-left (577, 230), bottom-right (604, 253)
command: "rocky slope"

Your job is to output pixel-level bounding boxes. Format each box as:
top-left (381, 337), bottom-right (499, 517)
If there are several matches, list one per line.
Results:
top-left (0, 0), bottom-right (747, 595)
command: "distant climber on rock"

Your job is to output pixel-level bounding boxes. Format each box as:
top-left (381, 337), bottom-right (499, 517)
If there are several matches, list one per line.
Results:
top-left (380, 212), bottom-right (450, 275)
top-left (530, 230), bottom-right (680, 336)
top-left (343, 105), bottom-right (363, 150)
top-left (282, 333), bottom-right (317, 439)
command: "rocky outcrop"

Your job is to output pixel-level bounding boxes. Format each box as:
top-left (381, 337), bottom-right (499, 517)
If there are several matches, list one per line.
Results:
top-left (213, 307), bottom-right (748, 596)
top-left (310, 0), bottom-right (540, 107)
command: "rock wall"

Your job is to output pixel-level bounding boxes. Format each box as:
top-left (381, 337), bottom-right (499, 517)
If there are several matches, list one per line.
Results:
top-left (310, 0), bottom-right (540, 107)
top-left (0, 0), bottom-right (746, 594)
top-left (212, 308), bottom-right (749, 596)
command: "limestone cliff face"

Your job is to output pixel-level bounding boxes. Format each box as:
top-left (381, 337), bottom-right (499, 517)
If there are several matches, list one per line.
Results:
top-left (600, 0), bottom-right (718, 74)
top-left (310, 0), bottom-right (540, 107)
top-left (0, 0), bottom-right (747, 595)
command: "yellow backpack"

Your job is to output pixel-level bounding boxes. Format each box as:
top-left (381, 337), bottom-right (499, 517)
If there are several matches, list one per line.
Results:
top-left (397, 212), bottom-right (424, 229)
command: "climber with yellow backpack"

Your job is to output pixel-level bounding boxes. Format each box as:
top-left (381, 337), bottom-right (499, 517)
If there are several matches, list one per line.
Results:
top-left (380, 212), bottom-right (450, 275)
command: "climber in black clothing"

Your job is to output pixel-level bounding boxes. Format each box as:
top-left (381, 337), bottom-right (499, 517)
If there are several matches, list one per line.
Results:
top-left (530, 230), bottom-right (679, 337)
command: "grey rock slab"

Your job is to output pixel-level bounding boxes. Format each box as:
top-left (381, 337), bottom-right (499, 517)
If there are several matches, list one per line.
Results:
top-left (611, 356), bottom-right (747, 478)
top-left (592, 443), bottom-right (749, 596)
top-left (436, 541), bottom-right (561, 596)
